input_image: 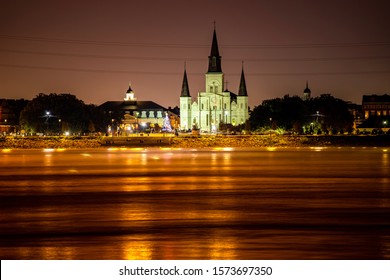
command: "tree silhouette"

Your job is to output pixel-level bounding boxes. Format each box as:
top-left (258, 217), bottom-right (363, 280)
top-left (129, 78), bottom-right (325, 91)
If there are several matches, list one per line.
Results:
top-left (249, 94), bottom-right (353, 134)
top-left (20, 93), bottom-right (106, 134)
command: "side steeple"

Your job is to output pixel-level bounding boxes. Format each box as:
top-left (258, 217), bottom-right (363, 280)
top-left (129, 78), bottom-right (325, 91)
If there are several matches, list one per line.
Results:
top-left (207, 26), bottom-right (222, 73)
top-left (238, 64), bottom-right (248, 96)
top-left (237, 63), bottom-right (249, 126)
top-left (303, 80), bottom-right (311, 100)
top-left (180, 63), bottom-right (190, 97)
top-left (179, 63), bottom-right (192, 131)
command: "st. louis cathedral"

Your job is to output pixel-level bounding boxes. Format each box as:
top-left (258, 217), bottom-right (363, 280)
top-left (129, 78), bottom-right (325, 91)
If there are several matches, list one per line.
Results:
top-left (180, 28), bottom-right (249, 132)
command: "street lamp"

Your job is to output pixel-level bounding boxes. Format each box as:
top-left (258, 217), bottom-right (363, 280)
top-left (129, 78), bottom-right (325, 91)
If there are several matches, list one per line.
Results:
top-left (44, 111), bottom-right (51, 135)
top-left (58, 119), bottom-right (62, 135)
top-left (135, 112), bottom-right (139, 134)
top-left (111, 119), bottom-right (115, 136)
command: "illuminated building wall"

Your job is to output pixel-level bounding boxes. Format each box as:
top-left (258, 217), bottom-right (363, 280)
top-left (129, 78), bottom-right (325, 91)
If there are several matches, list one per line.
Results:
top-left (362, 94), bottom-right (390, 119)
top-left (180, 28), bottom-right (249, 132)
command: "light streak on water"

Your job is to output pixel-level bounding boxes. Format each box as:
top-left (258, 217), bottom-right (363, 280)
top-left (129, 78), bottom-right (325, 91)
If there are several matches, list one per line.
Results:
top-left (0, 147), bottom-right (389, 260)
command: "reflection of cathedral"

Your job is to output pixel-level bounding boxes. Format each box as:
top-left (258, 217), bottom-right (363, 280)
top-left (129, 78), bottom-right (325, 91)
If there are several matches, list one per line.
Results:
top-left (180, 28), bottom-right (249, 132)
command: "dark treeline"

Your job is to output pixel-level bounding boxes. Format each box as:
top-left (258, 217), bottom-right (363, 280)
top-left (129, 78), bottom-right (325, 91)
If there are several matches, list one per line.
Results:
top-left (20, 93), bottom-right (108, 134)
top-left (250, 94), bottom-right (354, 134)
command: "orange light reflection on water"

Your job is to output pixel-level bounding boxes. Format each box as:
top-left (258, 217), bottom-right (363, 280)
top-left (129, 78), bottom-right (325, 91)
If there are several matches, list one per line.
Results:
top-left (16, 246), bottom-right (75, 259)
top-left (122, 239), bottom-right (154, 260)
top-left (120, 234), bottom-right (238, 260)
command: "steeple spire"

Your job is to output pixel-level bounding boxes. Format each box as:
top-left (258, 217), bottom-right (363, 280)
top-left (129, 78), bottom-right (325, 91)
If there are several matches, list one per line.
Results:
top-left (238, 63), bottom-right (248, 96)
top-left (126, 81), bottom-right (133, 93)
top-left (304, 80), bottom-right (311, 93)
top-left (180, 64), bottom-right (190, 97)
top-left (303, 80), bottom-right (311, 100)
top-left (207, 25), bottom-right (222, 73)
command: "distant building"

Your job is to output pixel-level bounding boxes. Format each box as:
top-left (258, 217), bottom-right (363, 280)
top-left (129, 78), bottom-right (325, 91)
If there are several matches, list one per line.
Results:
top-left (362, 94), bottom-right (390, 119)
top-left (347, 102), bottom-right (363, 130)
top-left (179, 28), bottom-right (249, 132)
top-left (0, 99), bottom-right (29, 134)
top-left (99, 85), bottom-right (178, 135)
top-left (358, 94), bottom-right (390, 132)
top-left (303, 81), bottom-right (311, 100)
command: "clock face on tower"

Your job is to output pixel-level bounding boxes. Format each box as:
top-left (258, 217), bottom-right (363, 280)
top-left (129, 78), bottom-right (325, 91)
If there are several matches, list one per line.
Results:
top-left (211, 96), bottom-right (216, 103)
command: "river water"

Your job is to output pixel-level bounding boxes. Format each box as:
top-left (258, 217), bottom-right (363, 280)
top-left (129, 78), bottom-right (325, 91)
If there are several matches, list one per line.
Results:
top-left (0, 147), bottom-right (389, 259)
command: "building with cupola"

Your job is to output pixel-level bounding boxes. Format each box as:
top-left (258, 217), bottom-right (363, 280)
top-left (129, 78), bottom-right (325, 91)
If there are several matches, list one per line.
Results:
top-left (303, 81), bottom-right (311, 100)
top-left (180, 28), bottom-right (249, 132)
top-left (99, 84), bottom-right (179, 135)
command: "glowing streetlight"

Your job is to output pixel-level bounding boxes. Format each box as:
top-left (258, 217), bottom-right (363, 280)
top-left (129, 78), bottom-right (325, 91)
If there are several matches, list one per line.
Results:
top-left (43, 111), bottom-right (52, 135)
top-left (132, 111), bottom-right (140, 134)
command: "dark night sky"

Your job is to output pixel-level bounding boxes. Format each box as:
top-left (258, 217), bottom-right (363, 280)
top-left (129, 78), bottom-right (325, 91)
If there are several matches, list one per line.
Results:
top-left (1, 0), bottom-right (389, 108)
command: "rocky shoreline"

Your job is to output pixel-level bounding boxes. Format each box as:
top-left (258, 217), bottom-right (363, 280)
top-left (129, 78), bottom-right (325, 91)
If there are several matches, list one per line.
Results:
top-left (1, 135), bottom-right (389, 149)
top-left (0, 136), bottom-right (102, 149)
top-left (171, 135), bottom-right (390, 148)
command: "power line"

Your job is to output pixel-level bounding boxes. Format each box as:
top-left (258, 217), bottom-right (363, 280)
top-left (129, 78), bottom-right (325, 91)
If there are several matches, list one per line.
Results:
top-left (0, 64), bottom-right (181, 75)
top-left (1, 34), bottom-right (390, 49)
top-left (1, 63), bottom-right (389, 76)
top-left (0, 49), bottom-right (201, 62)
top-left (233, 42), bottom-right (390, 49)
top-left (1, 49), bottom-right (390, 62)
top-left (0, 35), bottom-right (207, 49)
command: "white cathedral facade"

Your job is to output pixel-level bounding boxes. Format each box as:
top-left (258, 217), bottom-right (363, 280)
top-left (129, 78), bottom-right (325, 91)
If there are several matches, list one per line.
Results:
top-left (180, 29), bottom-right (249, 132)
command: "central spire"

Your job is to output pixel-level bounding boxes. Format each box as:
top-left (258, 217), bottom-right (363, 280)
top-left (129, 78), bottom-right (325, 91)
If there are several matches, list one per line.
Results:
top-left (180, 63), bottom-right (190, 97)
top-left (207, 26), bottom-right (222, 73)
